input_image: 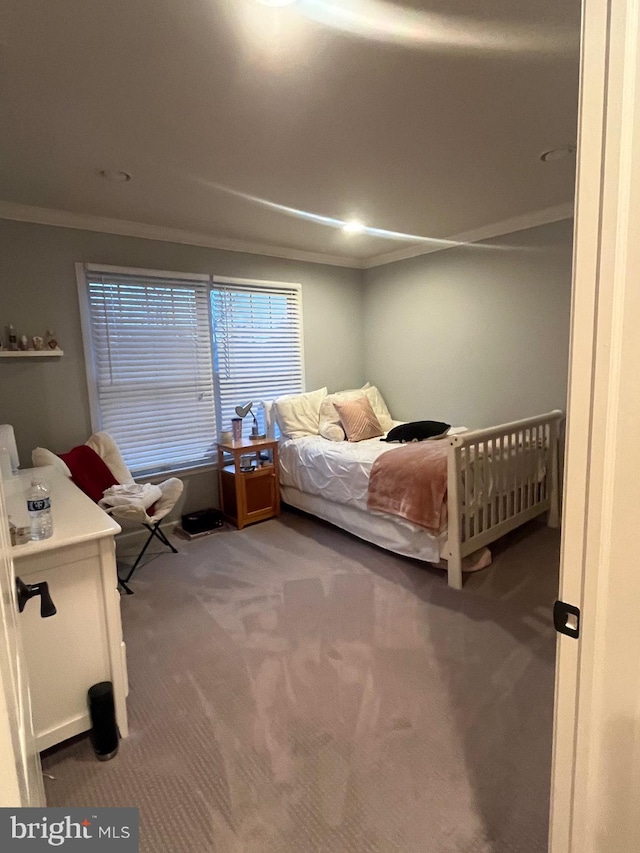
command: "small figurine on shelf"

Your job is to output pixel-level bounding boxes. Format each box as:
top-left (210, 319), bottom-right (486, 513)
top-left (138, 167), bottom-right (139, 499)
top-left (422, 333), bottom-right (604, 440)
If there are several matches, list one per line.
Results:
top-left (19, 335), bottom-right (29, 351)
top-left (7, 324), bottom-right (18, 351)
top-left (45, 329), bottom-right (58, 350)
top-left (32, 336), bottom-right (44, 351)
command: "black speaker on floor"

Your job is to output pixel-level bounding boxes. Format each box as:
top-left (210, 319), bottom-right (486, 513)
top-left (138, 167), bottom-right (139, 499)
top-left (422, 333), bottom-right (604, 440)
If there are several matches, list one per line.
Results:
top-left (181, 507), bottom-right (224, 535)
top-left (88, 681), bottom-right (119, 761)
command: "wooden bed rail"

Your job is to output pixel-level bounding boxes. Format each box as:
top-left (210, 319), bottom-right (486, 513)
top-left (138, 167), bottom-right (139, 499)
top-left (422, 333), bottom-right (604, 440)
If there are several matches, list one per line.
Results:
top-left (444, 410), bottom-right (564, 589)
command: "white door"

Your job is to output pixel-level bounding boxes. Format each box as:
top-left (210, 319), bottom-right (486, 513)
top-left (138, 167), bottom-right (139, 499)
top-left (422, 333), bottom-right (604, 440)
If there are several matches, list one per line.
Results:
top-left (0, 476), bottom-right (45, 807)
top-left (550, 0), bottom-right (640, 848)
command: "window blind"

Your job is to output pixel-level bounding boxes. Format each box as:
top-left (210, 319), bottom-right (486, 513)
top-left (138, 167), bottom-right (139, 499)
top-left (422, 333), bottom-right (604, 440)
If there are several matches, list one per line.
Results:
top-left (85, 271), bottom-right (217, 475)
top-left (211, 280), bottom-right (303, 438)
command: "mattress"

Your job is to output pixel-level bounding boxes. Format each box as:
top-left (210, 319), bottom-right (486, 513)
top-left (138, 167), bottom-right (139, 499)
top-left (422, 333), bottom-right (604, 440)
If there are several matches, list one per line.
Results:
top-left (278, 428), bottom-right (468, 511)
top-left (278, 432), bottom-right (406, 511)
top-left (278, 431), bottom-right (464, 564)
top-left (279, 428), bottom-right (508, 570)
top-left (281, 485), bottom-right (446, 564)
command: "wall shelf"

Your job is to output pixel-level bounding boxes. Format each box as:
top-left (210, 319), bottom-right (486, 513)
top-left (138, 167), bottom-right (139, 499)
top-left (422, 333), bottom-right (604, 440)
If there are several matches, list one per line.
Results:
top-left (0, 349), bottom-right (64, 358)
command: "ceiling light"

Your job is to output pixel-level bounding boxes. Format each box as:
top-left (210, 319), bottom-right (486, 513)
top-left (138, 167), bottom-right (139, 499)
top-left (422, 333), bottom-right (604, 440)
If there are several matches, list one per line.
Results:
top-left (343, 220), bottom-right (365, 234)
top-left (97, 169), bottom-right (132, 183)
top-left (539, 146), bottom-right (575, 163)
top-left (256, 0), bottom-right (297, 7)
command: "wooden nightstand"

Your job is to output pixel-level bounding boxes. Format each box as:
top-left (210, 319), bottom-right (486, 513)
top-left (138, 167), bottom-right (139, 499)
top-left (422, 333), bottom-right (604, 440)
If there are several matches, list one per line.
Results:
top-left (217, 437), bottom-right (280, 529)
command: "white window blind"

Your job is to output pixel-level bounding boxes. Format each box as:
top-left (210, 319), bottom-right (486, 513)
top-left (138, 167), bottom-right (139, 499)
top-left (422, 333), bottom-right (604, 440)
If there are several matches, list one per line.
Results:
top-left (83, 269), bottom-right (217, 476)
top-left (211, 279), bottom-right (303, 437)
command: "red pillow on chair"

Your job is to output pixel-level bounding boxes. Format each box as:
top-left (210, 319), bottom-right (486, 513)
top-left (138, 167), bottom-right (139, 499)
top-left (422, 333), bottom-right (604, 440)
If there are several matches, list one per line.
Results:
top-left (58, 445), bottom-right (119, 503)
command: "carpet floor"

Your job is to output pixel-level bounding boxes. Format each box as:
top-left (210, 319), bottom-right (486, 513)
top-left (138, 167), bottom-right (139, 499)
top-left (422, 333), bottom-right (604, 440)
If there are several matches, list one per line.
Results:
top-left (42, 509), bottom-right (559, 853)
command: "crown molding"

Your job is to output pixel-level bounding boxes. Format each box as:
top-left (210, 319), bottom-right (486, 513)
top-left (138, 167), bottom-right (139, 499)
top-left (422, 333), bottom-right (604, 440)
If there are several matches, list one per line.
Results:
top-left (0, 201), bottom-right (362, 269)
top-left (0, 199), bottom-right (574, 271)
top-left (361, 201), bottom-right (575, 268)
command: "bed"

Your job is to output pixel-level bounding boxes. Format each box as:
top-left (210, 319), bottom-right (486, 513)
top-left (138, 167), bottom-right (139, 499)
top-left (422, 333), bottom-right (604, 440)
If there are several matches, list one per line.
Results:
top-left (267, 388), bottom-right (563, 589)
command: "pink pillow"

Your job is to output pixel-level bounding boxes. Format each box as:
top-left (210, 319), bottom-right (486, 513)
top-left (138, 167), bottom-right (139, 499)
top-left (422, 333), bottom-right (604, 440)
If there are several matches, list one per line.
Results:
top-left (58, 445), bottom-right (119, 503)
top-left (333, 396), bottom-right (383, 442)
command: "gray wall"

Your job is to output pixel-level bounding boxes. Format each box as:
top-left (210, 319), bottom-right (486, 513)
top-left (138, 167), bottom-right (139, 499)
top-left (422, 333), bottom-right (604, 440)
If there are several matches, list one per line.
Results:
top-left (0, 217), bottom-right (573, 518)
top-left (362, 220), bottom-right (573, 428)
top-left (0, 219), bottom-right (365, 513)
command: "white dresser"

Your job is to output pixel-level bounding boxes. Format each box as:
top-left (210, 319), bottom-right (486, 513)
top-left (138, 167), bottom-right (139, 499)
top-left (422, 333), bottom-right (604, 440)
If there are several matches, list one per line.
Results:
top-left (7, 466), bottom-right (129, 752)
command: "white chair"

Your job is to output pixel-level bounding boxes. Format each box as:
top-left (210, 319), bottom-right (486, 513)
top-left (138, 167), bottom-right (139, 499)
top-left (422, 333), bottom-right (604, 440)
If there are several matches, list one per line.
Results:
top-left (86, 432), bottom-right (183, 594)
top-left (33, 432), bottom-right (184, 594)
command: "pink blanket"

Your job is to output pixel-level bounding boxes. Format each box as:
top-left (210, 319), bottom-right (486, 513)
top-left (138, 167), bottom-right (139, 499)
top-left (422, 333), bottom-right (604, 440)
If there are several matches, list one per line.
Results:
top-left (367, 442), bottom-right (448, 534)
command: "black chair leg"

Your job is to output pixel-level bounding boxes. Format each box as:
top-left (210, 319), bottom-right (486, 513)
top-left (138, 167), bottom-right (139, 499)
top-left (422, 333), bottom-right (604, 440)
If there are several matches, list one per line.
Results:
top-left (121, 525), bottom-right (156, 584)
top-left (118, 576), bottom-right (135, 596)
top-left (118, 522), bottom-right (178, 590)
top-left (152, 524), bottom-right (178, 553)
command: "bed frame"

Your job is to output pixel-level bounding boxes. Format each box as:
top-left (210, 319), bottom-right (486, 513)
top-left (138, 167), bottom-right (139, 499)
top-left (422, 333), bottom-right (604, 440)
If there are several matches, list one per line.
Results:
top-left (280, 409), bottom-right (563, 590)
top-left (444, 409), bottom-right (563, 589)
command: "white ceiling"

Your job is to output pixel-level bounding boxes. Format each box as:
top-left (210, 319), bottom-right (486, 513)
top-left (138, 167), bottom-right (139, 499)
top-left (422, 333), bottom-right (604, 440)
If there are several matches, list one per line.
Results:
top-left (0, 0), bottom-right (580, 266)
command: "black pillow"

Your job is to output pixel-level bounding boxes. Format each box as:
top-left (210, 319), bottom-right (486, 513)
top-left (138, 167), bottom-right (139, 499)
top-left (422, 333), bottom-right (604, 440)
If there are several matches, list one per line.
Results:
top-left (381, 420), bottom-right (451, 443)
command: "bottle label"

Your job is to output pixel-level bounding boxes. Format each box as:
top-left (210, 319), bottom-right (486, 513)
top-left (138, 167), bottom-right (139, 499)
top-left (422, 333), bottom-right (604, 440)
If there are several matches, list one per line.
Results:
top-left (27, 498), bottom-right (50, 512)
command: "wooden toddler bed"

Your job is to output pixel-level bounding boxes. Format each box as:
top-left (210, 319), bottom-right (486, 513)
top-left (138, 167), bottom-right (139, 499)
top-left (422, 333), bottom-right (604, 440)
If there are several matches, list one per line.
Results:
top-left (278, 409), bottom-right (563, 589)
top-left (443, 410), bottom-right (562, 588)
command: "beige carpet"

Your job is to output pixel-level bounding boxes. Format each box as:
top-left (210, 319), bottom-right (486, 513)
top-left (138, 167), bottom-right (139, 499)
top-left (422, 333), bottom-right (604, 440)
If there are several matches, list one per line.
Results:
top-left (42, 510), bottom-right (559, 853)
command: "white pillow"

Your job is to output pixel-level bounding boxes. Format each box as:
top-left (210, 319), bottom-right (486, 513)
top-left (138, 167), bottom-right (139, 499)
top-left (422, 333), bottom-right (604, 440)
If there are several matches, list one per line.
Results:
top-left (319, 389), bottom-right (370, 441)
top-left (364, 385), bottom-right (394, 432)
top-left (31, 447), bottom-right (72, 477)
top-left (320, 422), bottom-right (346, 442)
top-left (273, 387), bottom-right (328, 439)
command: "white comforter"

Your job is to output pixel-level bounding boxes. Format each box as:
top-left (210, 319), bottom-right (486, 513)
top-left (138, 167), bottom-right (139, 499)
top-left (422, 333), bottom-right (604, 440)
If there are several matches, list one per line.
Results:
top-left (278, 428), bottom-right (467, 511)
top-left (279, 433), bottom-right (404, 510)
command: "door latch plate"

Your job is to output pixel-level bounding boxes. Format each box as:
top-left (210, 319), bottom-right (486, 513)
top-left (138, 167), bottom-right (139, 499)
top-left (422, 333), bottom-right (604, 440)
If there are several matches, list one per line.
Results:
top-left (554, 600), bottom-right (580, 639)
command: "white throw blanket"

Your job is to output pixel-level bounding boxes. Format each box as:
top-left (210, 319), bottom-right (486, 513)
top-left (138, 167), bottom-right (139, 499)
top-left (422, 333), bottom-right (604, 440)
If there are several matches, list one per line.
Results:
top-left (99, 483), bottom-right (162, 515)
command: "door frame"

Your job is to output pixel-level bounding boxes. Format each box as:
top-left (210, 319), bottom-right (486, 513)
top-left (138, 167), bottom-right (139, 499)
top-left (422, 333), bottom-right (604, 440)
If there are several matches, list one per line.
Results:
top-left (1, 0), bottom-right (639, 834)
top-left (550, 0), bottom-right (640, 848)
top-left (0, 478), bottom-right (45, 807)
top-left (0, 659), bottom-right (25, 804)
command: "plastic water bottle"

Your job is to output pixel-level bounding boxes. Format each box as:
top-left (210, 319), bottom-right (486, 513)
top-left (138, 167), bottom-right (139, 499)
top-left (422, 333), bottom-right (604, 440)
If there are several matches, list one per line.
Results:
top-left (27, 479), bottom-right (53, 540)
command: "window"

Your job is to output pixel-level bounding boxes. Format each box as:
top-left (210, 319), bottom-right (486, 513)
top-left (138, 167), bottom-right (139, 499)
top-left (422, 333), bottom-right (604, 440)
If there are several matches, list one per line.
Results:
top-left (211, 277), bottom-right (303, 438)
top-left (78, 265), bottom-right (303, 475)
top-left (79, 266), bottom-right (216, 476)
